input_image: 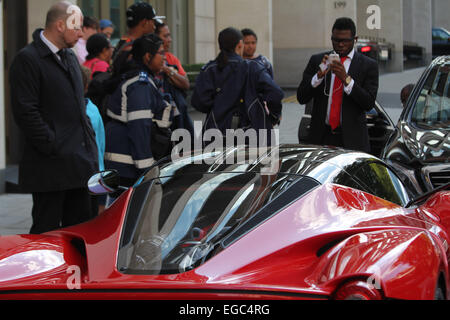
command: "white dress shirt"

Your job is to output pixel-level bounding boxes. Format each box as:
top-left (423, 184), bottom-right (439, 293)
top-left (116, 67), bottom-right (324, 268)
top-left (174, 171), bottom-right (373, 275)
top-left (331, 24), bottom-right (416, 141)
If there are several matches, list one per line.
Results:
top-left (311, 49), bottom-right (356, 126)
top-left (40, 31), bottom-right (62, 61)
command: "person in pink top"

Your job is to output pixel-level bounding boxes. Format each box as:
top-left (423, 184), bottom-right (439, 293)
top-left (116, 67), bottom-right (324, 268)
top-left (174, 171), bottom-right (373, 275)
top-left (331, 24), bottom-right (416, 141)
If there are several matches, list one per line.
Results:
top-left (83, 33), bottom-right (113, 77)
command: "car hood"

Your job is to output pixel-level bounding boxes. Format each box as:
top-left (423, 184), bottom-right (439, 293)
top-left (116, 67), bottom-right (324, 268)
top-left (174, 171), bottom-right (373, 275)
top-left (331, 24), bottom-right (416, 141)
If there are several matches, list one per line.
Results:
top-left (399, 121), bottom-right (450, 164)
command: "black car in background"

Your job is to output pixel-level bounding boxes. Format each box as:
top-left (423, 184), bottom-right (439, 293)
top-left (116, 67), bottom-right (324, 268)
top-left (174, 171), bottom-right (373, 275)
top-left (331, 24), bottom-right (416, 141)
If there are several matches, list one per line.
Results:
top-left (382, 56), bottom-right (450, 194)
top-left (356, 38), bottom-right (392, 62)
top-left (432, 28), bottom-right (450, 58)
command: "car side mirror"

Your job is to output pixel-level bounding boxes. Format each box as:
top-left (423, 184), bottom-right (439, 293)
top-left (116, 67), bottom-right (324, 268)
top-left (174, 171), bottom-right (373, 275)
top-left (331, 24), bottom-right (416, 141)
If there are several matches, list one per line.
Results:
top-left (88, 170), bottom-right (121, 195)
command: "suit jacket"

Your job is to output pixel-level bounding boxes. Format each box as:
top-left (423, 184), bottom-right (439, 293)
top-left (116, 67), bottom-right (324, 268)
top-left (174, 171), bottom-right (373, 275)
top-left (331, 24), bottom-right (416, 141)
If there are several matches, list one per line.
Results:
top-left (9, 29), bottom-right (98, 193)
top-left (297, 51), bottom-right (379, 153)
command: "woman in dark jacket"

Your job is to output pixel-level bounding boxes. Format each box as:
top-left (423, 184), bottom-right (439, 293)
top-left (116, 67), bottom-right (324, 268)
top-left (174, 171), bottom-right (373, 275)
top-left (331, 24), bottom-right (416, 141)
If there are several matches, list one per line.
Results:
top-left (104, 34), bottom-right (176, 188)
top-left (191, 27), bottom-right (284, 139)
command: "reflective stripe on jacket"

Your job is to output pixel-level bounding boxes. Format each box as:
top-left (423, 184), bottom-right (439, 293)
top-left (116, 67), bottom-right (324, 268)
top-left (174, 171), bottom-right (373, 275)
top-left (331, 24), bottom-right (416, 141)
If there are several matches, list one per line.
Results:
top-left (105, 69), bottom-right (174, 179)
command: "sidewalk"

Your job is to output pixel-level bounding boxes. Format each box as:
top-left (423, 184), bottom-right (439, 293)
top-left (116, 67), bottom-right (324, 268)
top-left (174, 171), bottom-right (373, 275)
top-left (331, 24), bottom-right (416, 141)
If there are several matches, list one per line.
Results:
top-left (0, 67), bottom-right (428, 237)
top-left (0, 194), bottom-right (32, 236)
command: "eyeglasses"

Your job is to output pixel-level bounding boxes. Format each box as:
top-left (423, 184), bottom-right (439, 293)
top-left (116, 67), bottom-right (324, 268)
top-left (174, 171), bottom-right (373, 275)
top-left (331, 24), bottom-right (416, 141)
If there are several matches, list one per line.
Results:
top-left (331, 37), bottom-right (355, 43)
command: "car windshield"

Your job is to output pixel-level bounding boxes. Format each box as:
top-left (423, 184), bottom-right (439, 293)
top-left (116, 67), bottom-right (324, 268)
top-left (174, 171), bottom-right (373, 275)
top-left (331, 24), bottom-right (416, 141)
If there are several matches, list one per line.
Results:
top-left (433, 28), bottom-right (450, 40)
top-left (411, 63), bottom-right (450, 129)
top-left (117, 168), bottom-right (319, 275)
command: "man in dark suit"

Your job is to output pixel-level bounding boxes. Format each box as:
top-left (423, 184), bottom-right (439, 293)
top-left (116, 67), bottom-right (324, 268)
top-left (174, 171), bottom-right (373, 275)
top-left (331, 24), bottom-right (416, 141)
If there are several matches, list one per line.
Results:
top-left (9, 1), bottom-right (99, 234)
top-left (297, 17), bottom-right (379, 153)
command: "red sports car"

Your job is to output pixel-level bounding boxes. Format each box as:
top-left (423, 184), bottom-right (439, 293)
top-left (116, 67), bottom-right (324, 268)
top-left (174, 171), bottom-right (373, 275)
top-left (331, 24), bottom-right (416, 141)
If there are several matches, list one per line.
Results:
top-left (0, 145), bottom-right (449, 300)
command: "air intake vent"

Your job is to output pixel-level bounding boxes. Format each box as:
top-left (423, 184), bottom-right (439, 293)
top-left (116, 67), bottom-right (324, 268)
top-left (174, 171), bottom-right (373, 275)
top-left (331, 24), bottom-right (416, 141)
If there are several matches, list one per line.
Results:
top-left (430, 171), bottom-right (450, 188)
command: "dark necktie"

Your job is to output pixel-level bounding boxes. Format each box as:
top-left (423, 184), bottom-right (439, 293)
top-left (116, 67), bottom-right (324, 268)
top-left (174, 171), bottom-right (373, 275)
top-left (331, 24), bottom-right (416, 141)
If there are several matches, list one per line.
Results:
top-left (329, 56), bottom-right (348, 130)
top-left (57, 49), bottom-right (68, 69)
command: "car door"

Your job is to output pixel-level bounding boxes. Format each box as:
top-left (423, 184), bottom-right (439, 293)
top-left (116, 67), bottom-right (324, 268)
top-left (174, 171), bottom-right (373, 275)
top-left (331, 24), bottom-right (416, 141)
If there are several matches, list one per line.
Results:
top-left (367, 102), bottom-right (396, 157)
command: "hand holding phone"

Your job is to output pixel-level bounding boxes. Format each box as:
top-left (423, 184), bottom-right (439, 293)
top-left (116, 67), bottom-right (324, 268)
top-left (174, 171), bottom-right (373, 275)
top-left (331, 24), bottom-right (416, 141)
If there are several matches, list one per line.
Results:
top-left (318, 55), bottom-right (331, 78)
top-left (328, 53), bottom-right (340, 64)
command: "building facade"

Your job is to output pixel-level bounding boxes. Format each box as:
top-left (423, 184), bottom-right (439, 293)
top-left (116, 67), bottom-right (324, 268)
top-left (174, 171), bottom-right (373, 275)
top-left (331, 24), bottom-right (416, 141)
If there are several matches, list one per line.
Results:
top-left (0, 0), bottom-right (445, 192)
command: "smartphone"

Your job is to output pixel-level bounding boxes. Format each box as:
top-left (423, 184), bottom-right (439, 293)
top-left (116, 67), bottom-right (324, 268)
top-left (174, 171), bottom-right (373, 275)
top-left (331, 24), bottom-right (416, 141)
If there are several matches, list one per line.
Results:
top-left (328, 53), bottom-right (340, 63)
top-left (320, 53), bottom-right (340, 72)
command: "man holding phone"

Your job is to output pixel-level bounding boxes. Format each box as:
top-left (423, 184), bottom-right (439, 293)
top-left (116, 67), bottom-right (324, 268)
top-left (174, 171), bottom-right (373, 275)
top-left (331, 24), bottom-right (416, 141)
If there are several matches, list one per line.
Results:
top-left (297, 17), bottom-right (379, 153)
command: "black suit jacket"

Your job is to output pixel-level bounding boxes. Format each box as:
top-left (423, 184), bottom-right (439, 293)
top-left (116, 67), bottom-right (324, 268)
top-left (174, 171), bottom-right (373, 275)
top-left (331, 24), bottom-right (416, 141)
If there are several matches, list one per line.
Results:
top-left (9, 29), bottom-right (98, 193)
top-left (297, 51), bottom-right (379, 153)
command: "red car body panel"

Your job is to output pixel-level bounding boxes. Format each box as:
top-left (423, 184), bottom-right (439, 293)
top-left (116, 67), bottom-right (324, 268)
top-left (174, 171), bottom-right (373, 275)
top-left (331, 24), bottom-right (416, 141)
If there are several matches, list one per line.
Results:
top-left (1, 183), bottom-right (450, 300)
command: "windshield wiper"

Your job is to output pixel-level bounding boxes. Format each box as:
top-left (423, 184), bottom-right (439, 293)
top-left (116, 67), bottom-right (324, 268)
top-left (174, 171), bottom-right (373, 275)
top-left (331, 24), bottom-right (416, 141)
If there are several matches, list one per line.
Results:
top-left (405, 182), bottom-right (450, 208)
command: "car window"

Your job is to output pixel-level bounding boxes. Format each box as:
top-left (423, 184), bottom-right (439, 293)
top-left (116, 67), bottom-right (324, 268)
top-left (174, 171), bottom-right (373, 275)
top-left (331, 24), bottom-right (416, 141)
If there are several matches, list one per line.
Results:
top-left (432, 30), bottom-right (438, 40)
top-left (433, 29), bottom-right (449, 41)
top-left (411, 64), bottom-right (450, 128)
top-left (351, 162), bottom-right (410, 206)
top-left (117, 172), bottom-right (320, 275)
top-left (331, 169), bottom-right (369, 192)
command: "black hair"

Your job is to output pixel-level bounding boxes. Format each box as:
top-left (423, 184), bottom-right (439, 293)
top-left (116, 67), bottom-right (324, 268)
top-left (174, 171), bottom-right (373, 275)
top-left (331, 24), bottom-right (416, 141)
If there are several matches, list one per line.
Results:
top-left (83, 16), bottom-right (99, 30)
top-left (126, 2), bottom-right (155, 29)
top-left (131, 33), bottom-right (163, 63)
top-left (217, 27), bottom-right (243, 71)
top-left (401, 83), bottom-right (415, 103)
top-left (241, 28), bottom-right (258, 41)
top-left (332, 17), bottom-right (357, 37)
top-left (155, 21), bottom-right (167, 35)
top-left (86, 33), bottom-right (110, 61)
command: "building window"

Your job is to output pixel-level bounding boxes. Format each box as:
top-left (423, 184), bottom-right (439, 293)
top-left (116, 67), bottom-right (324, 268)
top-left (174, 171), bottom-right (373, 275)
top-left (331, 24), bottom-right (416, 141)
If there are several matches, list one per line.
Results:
top-left (80, 0), bottom-right (100, 20)
top-left (110, 0), bottom-right (122, 40)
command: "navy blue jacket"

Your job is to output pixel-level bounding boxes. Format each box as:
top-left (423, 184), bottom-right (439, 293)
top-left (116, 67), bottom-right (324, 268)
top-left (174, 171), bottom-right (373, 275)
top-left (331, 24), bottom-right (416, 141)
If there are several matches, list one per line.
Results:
top-left (105, 68), bottom-right (175, 180)
top-left (252, 55), bottom-right (274, 79)
top-left (191, 53), bottom-right (284, 134)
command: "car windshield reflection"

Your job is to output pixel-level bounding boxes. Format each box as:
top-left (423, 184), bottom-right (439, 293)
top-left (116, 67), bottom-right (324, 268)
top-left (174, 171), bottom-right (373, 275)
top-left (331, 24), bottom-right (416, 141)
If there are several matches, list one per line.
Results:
top-left (411, 63), bottom-right (450, 129)
top-left (117, 170), bottom-right (319, 275)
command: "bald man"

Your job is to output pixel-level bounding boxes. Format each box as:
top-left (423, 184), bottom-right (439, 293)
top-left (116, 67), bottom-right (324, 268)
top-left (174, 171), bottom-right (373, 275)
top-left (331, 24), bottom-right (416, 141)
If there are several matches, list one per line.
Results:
top-left (9, 1), bottom-right (99, 234)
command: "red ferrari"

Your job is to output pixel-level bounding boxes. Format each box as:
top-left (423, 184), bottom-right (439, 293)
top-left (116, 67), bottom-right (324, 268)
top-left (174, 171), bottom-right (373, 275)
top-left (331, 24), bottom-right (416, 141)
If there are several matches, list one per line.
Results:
top-left (1, 145), bottom-right (449, 300)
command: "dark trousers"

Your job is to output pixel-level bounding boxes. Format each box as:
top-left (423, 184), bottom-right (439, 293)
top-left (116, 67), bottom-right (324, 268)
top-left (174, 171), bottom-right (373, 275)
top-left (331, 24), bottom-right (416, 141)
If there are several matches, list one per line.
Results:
top-left (30, 188), bottom-right (94, 234)
top-left (321, 125), bottom-right (344, 148)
